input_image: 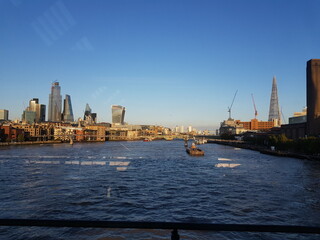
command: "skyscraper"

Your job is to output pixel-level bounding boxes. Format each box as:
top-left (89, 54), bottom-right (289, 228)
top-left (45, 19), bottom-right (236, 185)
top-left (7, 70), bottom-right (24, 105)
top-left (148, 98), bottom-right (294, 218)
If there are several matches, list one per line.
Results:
top-left (111, 105), bottom-right (125, 125)
top-left (84, 103), bottom-right (92, 120)
top-left (83, 103), bottom-right (97, 123)
top-left (268, 76), bottom-right (281, 126)
top-left (22, 98), bottom-right (46, 123)
top-left (0, 109), bottom-right (9, 121)
top-left (48, 81), bottom-right (62, 122)
top-left (62, 94), bottom-right (74, 122)
top-left (307, 59), bottom-right (320, 136)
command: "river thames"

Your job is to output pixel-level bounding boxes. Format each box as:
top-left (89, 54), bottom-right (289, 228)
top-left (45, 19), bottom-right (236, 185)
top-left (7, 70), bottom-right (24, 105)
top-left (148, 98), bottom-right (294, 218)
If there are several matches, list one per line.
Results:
top-left (0, 140), bottom-right (320, 239)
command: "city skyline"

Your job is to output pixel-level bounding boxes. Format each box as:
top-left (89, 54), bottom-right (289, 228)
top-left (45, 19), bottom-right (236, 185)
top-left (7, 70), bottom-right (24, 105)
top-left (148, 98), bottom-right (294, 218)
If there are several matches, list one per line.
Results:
top-left (1, 0), bottom-right (318, 129)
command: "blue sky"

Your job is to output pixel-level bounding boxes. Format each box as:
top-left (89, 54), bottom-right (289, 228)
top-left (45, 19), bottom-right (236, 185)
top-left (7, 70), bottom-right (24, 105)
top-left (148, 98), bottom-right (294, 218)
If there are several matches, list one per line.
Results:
top-left (1, 0), bottom-right (319, 130)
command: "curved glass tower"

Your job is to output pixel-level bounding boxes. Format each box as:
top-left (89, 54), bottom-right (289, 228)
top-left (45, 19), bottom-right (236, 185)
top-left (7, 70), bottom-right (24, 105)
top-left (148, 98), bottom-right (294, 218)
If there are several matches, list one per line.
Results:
top-left (111, 105), bottom-right (125, 125)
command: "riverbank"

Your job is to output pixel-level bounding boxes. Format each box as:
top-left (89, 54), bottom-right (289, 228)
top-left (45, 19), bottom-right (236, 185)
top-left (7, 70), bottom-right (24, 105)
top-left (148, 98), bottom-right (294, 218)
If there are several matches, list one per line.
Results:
top-left (0, 138), bottom-right (177, 147)
top-left (207, 139), bottom-right (320, 161)
top-left (0, 140), bottom-right (106, 146)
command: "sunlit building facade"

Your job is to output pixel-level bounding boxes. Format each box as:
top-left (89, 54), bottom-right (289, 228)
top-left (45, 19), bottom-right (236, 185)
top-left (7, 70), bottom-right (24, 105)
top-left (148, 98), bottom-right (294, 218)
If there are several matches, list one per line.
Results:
top-left (0, 109), bottom-right (9, 121)
top-left (111, 105), bottom-right (125, 125)
top-left (48, 81), bottom-right (62, 122)
top-left (22, 98), bottom-right (46, 123)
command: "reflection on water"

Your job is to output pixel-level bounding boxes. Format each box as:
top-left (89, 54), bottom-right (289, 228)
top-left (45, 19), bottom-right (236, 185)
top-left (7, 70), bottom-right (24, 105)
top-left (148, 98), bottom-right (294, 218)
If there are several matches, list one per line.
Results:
top-left (0, 141), bottom-right (320, 239)
top-left (215, 163), bottom-right (241, 168)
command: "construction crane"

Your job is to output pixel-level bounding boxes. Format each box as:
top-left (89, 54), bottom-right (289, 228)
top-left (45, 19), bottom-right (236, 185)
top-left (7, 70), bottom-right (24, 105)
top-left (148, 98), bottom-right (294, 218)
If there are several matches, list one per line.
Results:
top-left (281, 107), bottom-right (286, 124)
top-left (251, 94), bottom-right (258, 119)
top-left (228, 90), bottom-right (238, 120)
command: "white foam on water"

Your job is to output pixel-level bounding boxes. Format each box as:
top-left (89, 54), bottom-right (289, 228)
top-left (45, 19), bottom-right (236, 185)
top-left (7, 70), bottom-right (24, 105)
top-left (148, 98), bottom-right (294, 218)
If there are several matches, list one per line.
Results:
top-left (91, 161), bottom-right (106, 165)
top-left (109, 161), bottom-right (130, 166)
top-left (218, 158), bottom-right (232, 161)
top-left (65, 161), bottom-right (80, 165)
top-left (107, 187), bottom-right (111, 198)
top-left (234, 148), bottom-right (241, 150)
top-left (215, 163), bottom-right (241, 168)
top-left (116, 167), bottom-right (127, 171)
top-left (28, 160), bottom-right (60, 164)
top-left (113, 157), bottom-right (127, 159)
top-left (81, 161), bottom-right (93, 165)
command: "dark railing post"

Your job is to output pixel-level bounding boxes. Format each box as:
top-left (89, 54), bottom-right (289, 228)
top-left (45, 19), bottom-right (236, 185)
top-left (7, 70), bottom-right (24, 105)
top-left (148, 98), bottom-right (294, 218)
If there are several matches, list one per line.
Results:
top-left (171, 228), bottom-right (180, 240)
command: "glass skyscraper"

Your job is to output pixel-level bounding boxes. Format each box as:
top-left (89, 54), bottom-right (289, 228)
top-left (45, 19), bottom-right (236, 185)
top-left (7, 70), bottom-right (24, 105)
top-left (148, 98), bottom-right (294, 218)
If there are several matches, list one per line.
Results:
top-left (83, 103), bottom-right (97, 123)
top-left (62, 94), bottom-right (74, 122)
top-left (22, 98), bottom-right (46, 123)
top-left (48, 81), bottom-right (62, 122)
top-left (111, 105), bottom-right (125, 125)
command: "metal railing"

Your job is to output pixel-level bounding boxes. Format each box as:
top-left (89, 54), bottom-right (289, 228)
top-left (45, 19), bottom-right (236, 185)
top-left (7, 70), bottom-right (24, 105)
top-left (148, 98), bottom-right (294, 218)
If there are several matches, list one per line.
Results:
top-left (1, 219), bottom-right (320, 240)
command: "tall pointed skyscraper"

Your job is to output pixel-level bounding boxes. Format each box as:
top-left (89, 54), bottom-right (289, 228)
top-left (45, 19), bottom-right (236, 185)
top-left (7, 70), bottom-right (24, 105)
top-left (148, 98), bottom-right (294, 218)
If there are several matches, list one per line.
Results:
top-left (84, 103), bottom-right (92, 120)
top-left (268, 76), bottom-right (281, 125)
top-left (62, 94), bottom-right (74, 122)
top-left (48, 81), bottom-right (62, 122)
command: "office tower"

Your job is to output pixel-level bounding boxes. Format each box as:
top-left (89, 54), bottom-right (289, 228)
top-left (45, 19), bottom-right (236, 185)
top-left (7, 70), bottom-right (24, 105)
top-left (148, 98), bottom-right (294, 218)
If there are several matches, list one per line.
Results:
top-left (39, 104), bottom-right (46, 122)
top-left (48, 81), bottom-right (62, 122)
top-left (268, 76), bottom-right (281, 126)
top-left (22, 98), bottom-right (46, 123)
top-left (84, 103), bottom-right (97, 123)
top-left (111, 105), bottom-right (125, 125)
top-left (62, 94), bottom-right (74, 122)
top-left (29, 98), bottom-right (39, 112)
top-left (0, 109), bottom-right (9, 120)
top-left (84, 103), bottom-right (92, 119)
top-left (28, 98), bottom-right (46, 122)
top-left (22, 111), bottom-right (36, 124)
top-left (307, 59), bottom-right (320, 136)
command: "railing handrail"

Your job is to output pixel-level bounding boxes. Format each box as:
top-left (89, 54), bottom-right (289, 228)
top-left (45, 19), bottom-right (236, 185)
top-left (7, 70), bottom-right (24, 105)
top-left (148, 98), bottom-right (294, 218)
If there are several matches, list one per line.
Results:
top-left (0, 219), bottom-right (320, 234)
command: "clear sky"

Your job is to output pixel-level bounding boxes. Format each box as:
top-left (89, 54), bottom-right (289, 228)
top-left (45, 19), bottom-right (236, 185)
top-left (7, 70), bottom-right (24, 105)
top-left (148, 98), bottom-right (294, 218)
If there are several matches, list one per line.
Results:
top-left (1, 0), bottom-right (319, 130)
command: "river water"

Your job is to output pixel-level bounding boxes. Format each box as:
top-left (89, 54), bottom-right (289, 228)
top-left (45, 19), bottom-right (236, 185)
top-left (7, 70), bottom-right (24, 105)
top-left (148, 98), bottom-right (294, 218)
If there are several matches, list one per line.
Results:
top-left (0, 140), bottom-right (320, 239)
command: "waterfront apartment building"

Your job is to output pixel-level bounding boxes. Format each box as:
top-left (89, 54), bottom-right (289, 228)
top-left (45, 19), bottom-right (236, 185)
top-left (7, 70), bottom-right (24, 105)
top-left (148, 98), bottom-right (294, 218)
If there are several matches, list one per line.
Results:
top-left (0, 109), bottom-right (9, 121)
top-left (307, 59), bottom-right (320, 136)
top-left (237, 119), bottom-right (276, 131)
top-left (62, 95), bottom-right (74, 122)
top-left (48, 81), bottom-right (62, 122)
top-left (111, 105), bottom-right (125, 125)
top-left (220, 118), bottom-right (276, 135)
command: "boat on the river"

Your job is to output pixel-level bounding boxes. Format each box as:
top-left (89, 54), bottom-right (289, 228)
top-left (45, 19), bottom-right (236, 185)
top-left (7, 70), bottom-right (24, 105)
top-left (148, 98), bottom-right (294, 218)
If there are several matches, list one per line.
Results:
top-left (143, 138), bottom-right (152, 142)
top-left (186, 142), bottom-right (204, 156)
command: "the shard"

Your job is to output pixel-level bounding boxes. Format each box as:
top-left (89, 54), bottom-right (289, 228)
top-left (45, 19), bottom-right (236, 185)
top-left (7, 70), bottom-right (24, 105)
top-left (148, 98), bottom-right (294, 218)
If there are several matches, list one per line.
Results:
top-left (268, 76), bottom-right (281, 125)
